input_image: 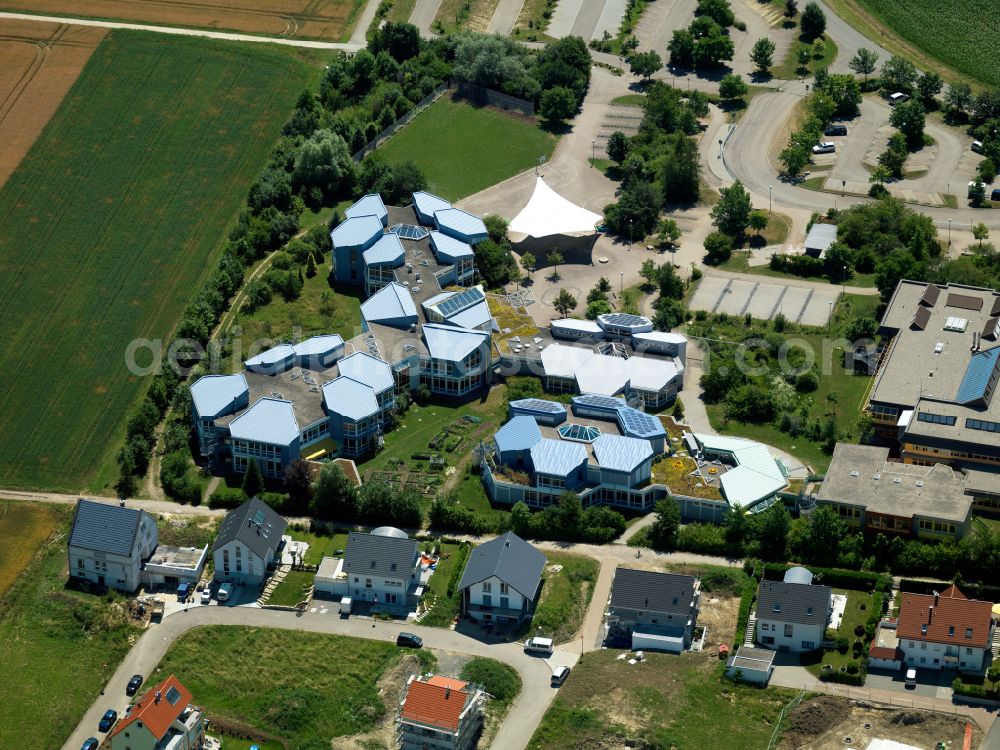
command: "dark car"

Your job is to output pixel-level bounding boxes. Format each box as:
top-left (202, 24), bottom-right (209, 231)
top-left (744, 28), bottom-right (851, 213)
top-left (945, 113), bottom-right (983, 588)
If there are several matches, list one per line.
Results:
top-left (98, 709), bottom-right (118, 733)
top-left (824, 124), bottom-right (847, 136)
top-left (81, 739), bottom-right (99, 750)
top-left (396, 632), bottom-right (423, 648)
top-left (992, 188), bottom-right (1000, 202)
top-left (126, 674), bottom-right (143, 696)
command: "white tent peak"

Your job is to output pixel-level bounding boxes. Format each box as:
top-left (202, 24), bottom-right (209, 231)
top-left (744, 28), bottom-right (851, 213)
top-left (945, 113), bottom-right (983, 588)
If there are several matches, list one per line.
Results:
top-left (509, 177), bottom-right (602, 239)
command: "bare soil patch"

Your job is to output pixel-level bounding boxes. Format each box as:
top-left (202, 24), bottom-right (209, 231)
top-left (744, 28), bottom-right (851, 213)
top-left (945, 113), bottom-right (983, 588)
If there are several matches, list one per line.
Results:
top-left (0, 0), bottom-right (363, 40)
top-left (778, 695), bottom-right (980, 750)
top-left (0, 19), bottom-right (105, 188)
top-left (698, 594), bottom-right (740, 643)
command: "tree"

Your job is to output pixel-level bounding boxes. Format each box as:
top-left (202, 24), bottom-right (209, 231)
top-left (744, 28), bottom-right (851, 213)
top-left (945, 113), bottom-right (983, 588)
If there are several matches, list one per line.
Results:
top-left (797, 48), bottom-right (811, 71)
top-left (242, 458), bottom-right (264, 498)
top-left (629, 50), bottom-right (663, 81)
top-left (890, 99), bottom-right (926, 150)
top-left (784, 0), bottom-right (798, 16)
top-left (452, 33), bottom-right (527, 90)
top-left (293, 129), bottom-right (354, 198)
top-left (881, 56), bottom-right (918, 93)
top-left (597, 276), bottom-right (612, 294)
top-left (660, 134), bottom-right (700, 203)
top-left (750, 37), bottom-right (776, 74)
top-left (973, 223), bottom-right (990, 247)
top-left (539, 86), bottom-right (577, 123)
top-left (605, 181), bottom-right (661, 236)
top-left (779, 144), bottom-right (810, 176)
top-left (698, 0), bottom-right (735, 26)
top-left (586, 299), bottom-right (612, 318)
top-left (548, 250), bottom-right (564, 279)
top-left (758, 504), bottom-right (791, 561)
top-left (711, 180), bottom-right (753, 240)
top-left (849, 47), bottom-right (879, 84)
top-left (305, 253), bottom-right (317, 278)
top-left (805, 505), bottom-right (846, 566)
top-left (311, 462), bottom-right (358, 520)
top-left (944, 83), bottom-right (973, 119)
top-left (510, 501), bottom-right (532, 537)
top-left (917, 72), bottom-right (943, 105)
top-left (668, 29), bottom-right (695, 69)
top-left (978, 158), bottom-right (997, 184)
top-left (719, 74), bottom-right (748, 102)
top-left (519, 251), bottom-right (536, 280)
top-left (607, 131), bottom-right (630, 164)
top-left (658, 218), bottom-right (682, 247)
top-left (553, 288), bottom-right (577, 316)
top-left (649, 499), bottom-right (682, 549)
top-left (693, 26), bottom-right (734, 68)
top-left (703, 231), bottom-right (733, 264)
top-left (749, 210), bottom-right (768, 238)
top-left (640, 258), bottom-right (658, 287)
top-left (284, 459), bottom-right (313, 510)
top-left (970, 180), bottom-right (987, 207)
top-left (799, 2), bottom-right (826, 40)
top-left (811, 38), bottom-right (825, 60)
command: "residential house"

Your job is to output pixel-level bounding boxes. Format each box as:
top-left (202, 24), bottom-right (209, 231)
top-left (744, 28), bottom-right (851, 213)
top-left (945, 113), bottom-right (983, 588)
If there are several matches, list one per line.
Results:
top-left (896, 585), bottom-right (993, 671)
top-left (342, 528), bottom-right (422, 613)
top-left (211, 497), bottom-right (287, 587)
top-left (109, 674), bottom-right (204, 750)
top-left (68, 499), bottom-right (158, 593)
top-left (456, 532), bottom-right (546, 625)
top-left (607, 568), bottom-right (701, 652)
top-left (755, 571), bottom-right (832, 653)
top-left (397, 674), bottom-right (485, 750)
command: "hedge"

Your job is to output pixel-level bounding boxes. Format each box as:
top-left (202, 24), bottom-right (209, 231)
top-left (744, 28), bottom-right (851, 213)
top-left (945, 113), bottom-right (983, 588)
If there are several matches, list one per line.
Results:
top-left (733, 575), bottom-right (759, 648)
top-left (820, 667), bottom-right (866, 686)
top-left (761, 563), bottom-right (888, 592)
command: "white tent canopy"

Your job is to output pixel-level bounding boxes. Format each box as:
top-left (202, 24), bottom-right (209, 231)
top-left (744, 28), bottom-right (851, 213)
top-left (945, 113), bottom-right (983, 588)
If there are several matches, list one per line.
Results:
top-left (509, 177), bottom-right (603, 239)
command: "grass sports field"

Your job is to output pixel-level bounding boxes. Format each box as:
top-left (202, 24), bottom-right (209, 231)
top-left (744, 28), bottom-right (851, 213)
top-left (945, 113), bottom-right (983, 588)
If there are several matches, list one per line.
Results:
top-left (0, 0), bottom-right (366, 41)
top-left (376, 96), bottom-right (558, 201)
top-left (0, 32), bottom-right (322, 492)
top-left (0, 19), bottom-right (105, 189)
top-left (0, 499), bottom-right (63, 597)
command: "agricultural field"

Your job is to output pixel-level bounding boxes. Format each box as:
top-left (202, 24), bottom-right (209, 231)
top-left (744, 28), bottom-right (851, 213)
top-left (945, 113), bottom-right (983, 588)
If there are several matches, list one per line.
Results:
top-left (0, 499), bottom-right (63, 597)
top-left (0, 19), bottom-right (105, 188)
top-left (0, 32), bottom-right (323, 492)
top-left (376, 96), bottom-right (558, 201)
top-left (0, 0), bottom-right (366, 41)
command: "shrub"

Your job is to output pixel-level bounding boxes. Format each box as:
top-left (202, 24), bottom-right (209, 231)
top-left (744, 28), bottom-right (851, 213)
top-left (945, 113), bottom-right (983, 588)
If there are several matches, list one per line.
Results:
top-left (459, 658), bottom-right (521, 702)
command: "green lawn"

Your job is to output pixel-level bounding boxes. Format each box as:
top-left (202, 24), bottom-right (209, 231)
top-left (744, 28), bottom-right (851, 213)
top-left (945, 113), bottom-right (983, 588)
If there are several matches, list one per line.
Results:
top-left (0, 505), bottom-right (142, 749)
top-left (420, 542), bottom-right (470, 627)
top-left (0, 31), bottom-right (322, 492)
top-left (611, 94), bottom-right (646, 107)
top-left (804, 588), bottom-right (874, 676)
top-left (773, 35), bottom-right (838, 79)
top-left (529, 651), bottom-right (791, 749)
top-left (528, 552), bottom-right (599, 644)
top-left (376, 96), bottom-right (558, 200)
top-left (157, 626), bottom-right (432, 747)
top-left (288, 529), bottom-right (350, 566)
top-left (719, 252), bottom-right (876, 289)
top-left (266, 569), bottom-right (317, 607)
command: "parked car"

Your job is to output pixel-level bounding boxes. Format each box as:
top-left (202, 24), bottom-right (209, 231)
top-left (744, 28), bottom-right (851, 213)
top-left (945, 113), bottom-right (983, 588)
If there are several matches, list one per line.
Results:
top-left (812, 142), bottom-right (836, 154)
top-left (125, 674), bottom-right (143, 696)
top-left (889, 92), bottom-right (909, 105)
top-left (824, 124), bottom-right (847, 136)
top-left (98, 709), bottom-right (118, 733)
top-left (972, 140), bottom-right (985, 154)
top-left (200, 587), bottom-right (212, 605)
top-left (905, 668), bottom-right (917, 688)
top-left (524, 637), bottom-right (554, 656)
top-left (217, 582), bottom-right (232, 602)
top-left (81, 739), bottom-right (99, 750)
top-left (177, 582), bottom-right (191, 603)
top-left (551, 666), bottom-right (571, 686)
top-left (969, 180), bottom-right (988, 197)
top-left (396, 632), bottom-right (423, 648)
top-left (992, 188), bottom-right (1000, 202)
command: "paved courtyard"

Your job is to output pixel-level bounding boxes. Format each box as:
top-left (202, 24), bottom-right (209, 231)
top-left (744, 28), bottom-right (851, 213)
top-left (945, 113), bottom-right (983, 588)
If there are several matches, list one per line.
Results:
top-left (688, 275), bottom-right (841, 325)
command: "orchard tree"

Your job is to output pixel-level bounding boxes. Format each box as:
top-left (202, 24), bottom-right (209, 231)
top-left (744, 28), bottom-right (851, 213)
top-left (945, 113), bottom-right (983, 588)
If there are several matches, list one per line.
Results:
top-left (553, 288), bottom-right (578, 316)
top-left (849, 47), bottom-right (879, 84)
top-left (710, 180), bottom-right (753, 240)
top-left (750, 37), bottom-right (776, 74)
top-left (799, 2), bottom-right (826, 40)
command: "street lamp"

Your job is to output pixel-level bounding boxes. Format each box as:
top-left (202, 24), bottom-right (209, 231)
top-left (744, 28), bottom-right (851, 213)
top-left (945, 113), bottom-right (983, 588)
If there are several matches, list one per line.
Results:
top-left (628, 220), bottom-right (633, 252)
top-left (768, 185), bottom-right (773, 214)
top-left (948, 218), bottom-right (952, 246)
top-left (592, 139), bottom-right (596, 163)
top-left (620, 271), bottom-right (624, 297)
top-left (842, 264), bottom-right (847, 293)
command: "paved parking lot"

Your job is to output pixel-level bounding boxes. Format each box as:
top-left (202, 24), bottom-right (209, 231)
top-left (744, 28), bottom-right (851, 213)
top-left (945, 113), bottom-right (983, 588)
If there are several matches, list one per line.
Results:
top-left (689, 276), bottom-right (841, 325)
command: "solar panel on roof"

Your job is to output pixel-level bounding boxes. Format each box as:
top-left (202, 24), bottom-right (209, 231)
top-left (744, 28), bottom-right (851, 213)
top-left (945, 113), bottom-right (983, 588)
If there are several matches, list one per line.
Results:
top-left (437, 287), bottom-right (485, 317)
top-left (603, 313), bottom-right (650, 326)
top-left (253, 508), bottom-right (266, 525)
top-left (617, 407), bottom-right (663, 437)
top-left (573, 394), bottom-right (624, 409)
top-left (165, 686), bottom-right (182, 705)
top-left (513, 399), bottom-right (565, 413)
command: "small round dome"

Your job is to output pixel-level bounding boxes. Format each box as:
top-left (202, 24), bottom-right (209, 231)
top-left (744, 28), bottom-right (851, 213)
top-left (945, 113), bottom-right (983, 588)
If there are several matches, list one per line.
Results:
top-left (783, 566), bottom-right (814, 585)
top-left (372, 526), bottom-right (408, 539)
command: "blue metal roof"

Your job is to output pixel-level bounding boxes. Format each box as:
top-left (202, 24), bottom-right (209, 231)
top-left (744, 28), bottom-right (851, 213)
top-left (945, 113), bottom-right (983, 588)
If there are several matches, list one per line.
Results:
top-left (345, 193), bottom-right (387, 223)
top-left (190, 373), bottom-right (248, 418)
top-left (571, 394), bottom-right (627, 414)
top-left (293, 334), bottom-right (344, 357)
top-left (361, 282), bottom-right (418, 325)
top-left (510, 398), bottom-right (567, 416)
top-left (363, 234), bottom-right (405, 266)
top-left (338, 351), bottom-right (394, 393)
top-left (322, 376), bottom-right (380, 421)
top-left (246, 344), bottom-right (295, 368)
top-left (423, 290), bottom-right (454, 308)
top-left (412, 190), bottom-right (451, 220)
top-left (429, 230), bottom-right (474, 262)
top-left (531, 438), bottom-right (587, 476)
top-left (330, 215), bottom-right (383, 248)
top-left (616, 407), bottom-right (667, 440)
top-left (70, 499), bottom-right (147, 555)
top-left (495, 415), bottom-right (542, 453)
top-left (592, 433), bottom-right (653, 472)
top-left (422, 323), bottom-right (489, 361)
top-left (434, 208), bottom-right (488, 242)
top-left (228, 397), bottom-right (299, 446)
top-left (956, 346), bottom-right (1000, 404)
top-left (447, 300), bottom-right (494, 330)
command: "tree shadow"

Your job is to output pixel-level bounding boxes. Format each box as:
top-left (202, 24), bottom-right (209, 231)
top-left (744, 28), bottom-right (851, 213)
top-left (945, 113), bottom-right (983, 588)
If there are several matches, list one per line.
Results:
top-left (719, 98), bottom-right (748, 113)
top-left (540, 120), bottom-right (573, 136)
top-left (749, 70), bottom-right (773, 85)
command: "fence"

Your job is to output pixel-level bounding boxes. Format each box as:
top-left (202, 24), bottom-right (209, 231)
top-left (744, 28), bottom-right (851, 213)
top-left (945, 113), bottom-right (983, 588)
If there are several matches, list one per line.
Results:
top-left (451, 81), bottom-right (535, 116)
top-left (766, 689), bottom-right (806, 750)
top-left (351, 83), bottom-right (449, 161)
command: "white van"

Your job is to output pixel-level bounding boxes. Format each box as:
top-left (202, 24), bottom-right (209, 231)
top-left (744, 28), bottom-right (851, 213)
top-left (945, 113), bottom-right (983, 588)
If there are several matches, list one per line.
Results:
top-left (551, 666), bottom-right (571, 686)
top-left (889, 92), bottom-right (909, 106)
top-left (905, 668), bottom-right (917, 688)
top-left (524, 637), bottom-right (554, 656)
top-left (217, 582), bottom-right (233, 602)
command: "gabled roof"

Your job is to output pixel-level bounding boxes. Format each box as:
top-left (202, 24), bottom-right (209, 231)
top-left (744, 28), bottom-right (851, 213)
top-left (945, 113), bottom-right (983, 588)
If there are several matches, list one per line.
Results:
top-left (400, 678), bottom-right (468, 732)
top-left (211, 496), bottom-right (287, 559)
top-left (756, 580), bottom-right (832, 627)
top-left (190, 373), bottom-right (248, 418)
top-left (422, 323), bottom-right (489, 361)
top-left (331, 215), bottom-right (383, 248)
top-left (338, 351), bottom-right (394, 393)
top-left (363, 233), bottom-right (405, 266)
top-left (434, 207), bottom-right (488, 242)
top-left (322, 376), bottom-right (380, 421)
top-left (245, 344), bottom-right (295, 368)
top-left (228, 397), bottom-right (299, 446)
top-left (804, 222), bottom-right (837, 251)
top-left (343, 531), bottom-right (418, 580)
top-left (897, 585), bottom-right (992, 648)
top-left (412, 190), bottom-right (452, 219)
top-left (430, 230), bottom-right (475, 261)
top-left (292, 334), bottom-right (344, 357)
top-left (592, 433), bottom-right (653, 472)
top-left (456, 532), bottom-right (546, 599)
top-left (610, 568), bottom-right (697, 614)
top-left (494, 415), bottom-right (543, 453)
top-left (110, 675), bottom-right (192, 741)
top-left (530, 438), bottom-right (587, 476)
top-left (345, 193), bottom-right (388, 223)
top-left (69, 499), bottom-right (148, 556)
top-left (361, 282), bottom-right (418, 326)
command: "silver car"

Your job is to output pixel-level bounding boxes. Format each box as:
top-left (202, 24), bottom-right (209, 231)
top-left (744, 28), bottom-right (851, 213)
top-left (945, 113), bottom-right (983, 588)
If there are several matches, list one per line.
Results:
top-left (812, 142), bottom-right (836, 154)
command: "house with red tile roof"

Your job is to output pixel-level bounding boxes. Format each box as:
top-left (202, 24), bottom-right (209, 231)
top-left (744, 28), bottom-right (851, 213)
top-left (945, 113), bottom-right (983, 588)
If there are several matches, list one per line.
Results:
top-left (397, 674), bottom-right (484, 750)
top-left (109, 674), bottom-right (204, 750)
top-left (893, 585), bottom-right (994, 672)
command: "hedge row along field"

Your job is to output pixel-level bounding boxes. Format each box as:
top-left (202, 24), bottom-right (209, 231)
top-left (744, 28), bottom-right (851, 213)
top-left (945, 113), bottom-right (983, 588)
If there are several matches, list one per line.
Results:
top-left (852, 0), bottom-right (999, 87)
top-left (0, 31), bottom-right (322, 492)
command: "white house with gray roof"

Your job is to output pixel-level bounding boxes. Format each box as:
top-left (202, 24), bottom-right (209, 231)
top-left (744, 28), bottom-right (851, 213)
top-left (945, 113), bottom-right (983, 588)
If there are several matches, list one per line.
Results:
top-left (340, 528), bottom-right (422, 613)
top-left (212, 497), bottom-right (287, 587)
top-left (608, 568), bottom-right (701, 652)
top-left (68, 499), bottom-right (158, 592)
top-left (457, 532), bottom-right (546, 625)
top-left (755, 572), bottom-right (832, 652)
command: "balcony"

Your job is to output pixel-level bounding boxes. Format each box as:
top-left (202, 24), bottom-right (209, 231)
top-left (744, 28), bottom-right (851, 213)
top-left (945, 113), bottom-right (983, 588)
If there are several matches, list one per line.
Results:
top-left (468, 602), bottom-right (524, 618)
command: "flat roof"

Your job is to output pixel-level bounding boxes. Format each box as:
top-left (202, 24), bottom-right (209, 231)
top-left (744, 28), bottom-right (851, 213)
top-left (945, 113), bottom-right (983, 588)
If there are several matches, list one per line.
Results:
top-left (145, 545), bottom-right (206, 570)
top-left (216, 365), bottom-right (334, 430)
